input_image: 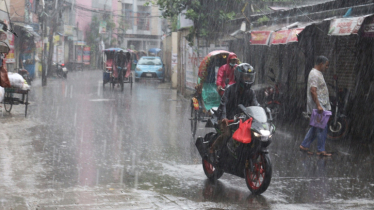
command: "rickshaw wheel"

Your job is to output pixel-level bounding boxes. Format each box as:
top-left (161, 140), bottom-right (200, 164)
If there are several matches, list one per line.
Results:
top-left (130, 73), bottom-right (133, 89)
top-left (4, 100), bottom-right (12, 113)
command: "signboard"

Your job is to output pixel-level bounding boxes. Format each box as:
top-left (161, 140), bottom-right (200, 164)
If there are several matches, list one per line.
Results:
top-left (99, 21), bottom-right (107, 34)
top-left (271, 30), bottom-right (291, 45)
top-left (172, 53), bottom-right (177, 68)
top-left (76, 46), bottom-right (83, 62)
top-left (64, 25), bottom-right (74, 36)
top-left (250, 31), bottom-right (272, 45)
top-left (287, 28), bottom-right (304, 43)
top-left (5, 31), bottom-right (15, 63)
top-left (74, 41), bottom-right (86, 46)
top-left (328, 16), bottom-right (367, 36)
top-left (53, 35), bottom-right (60, 44)
top-left (83, 46), bottom-right (90, 65)
top-left (57, 45), bottom-right (64, 64)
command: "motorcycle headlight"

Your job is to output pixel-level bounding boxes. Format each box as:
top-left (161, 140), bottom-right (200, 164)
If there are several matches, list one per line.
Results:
top-left (136, 68), bottom-right (142, 71)
top-left (157, 68), bottom-right (163, 72)
top-left (260, 130), bottom-right (271, 136)
top-left (254, 132), bottom-right (261, 137)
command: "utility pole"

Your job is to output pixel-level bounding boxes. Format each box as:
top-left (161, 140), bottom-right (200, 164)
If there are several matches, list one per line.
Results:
top-left (47, 0), bottom-right (59, 78)
top-left (41, 5), bottom-right (48, 86)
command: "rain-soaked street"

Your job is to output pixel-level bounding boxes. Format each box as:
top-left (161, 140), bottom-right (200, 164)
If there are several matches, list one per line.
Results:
top-left (1, 70), bottom-right (374, 209)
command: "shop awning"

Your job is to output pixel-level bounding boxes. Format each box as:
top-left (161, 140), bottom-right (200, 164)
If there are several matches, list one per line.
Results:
top-left (13, 22), bottom-right (40, 39)
top-left (328, 14), bottom-right (374, 36)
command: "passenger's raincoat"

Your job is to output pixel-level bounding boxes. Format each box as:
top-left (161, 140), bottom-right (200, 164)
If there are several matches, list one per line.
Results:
top-left (216, 53), bottom-right (238, 89)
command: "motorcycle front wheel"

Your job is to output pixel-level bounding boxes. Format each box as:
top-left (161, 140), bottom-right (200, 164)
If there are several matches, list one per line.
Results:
top-left (245, 153), bottom-right (272, 195)
top-left (202, 158), bottom-right (224, 182)
top-left (327, 117), bottom-right (349, 140)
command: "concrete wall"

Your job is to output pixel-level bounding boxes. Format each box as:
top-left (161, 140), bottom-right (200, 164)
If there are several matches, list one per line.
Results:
top-left (9, 0), bottom-right (25, 22)
top-left (0, 0), bottom-right (10, 21)
top-left (171, 32), bottom-right (178, 88)
top-left (162, 35), bottom-right (171, 81)
top-left (75, 0), bottom-right (93, 38)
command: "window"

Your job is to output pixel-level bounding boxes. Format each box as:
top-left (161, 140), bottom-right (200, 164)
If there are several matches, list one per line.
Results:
top-left (137, 6), bottom-right (150, 31)
top-left (138, 57), bottom-right (162, 65)
top-left (123, 3), bottom-right (133, 29)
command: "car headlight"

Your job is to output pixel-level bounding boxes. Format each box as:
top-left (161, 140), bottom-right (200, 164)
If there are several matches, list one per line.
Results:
top-left (136, 68), bottom-right (142, 71)
top-left (157, 68), bottom-right (163, 72)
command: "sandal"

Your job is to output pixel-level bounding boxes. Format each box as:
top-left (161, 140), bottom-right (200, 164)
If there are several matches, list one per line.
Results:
top-left (316, 151), bottom-right (332, 156)
top-left (299, 145), bottom-right (313, 155)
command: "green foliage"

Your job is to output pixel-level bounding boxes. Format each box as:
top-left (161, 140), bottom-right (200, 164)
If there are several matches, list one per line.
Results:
top-left (147, 0), bottom-right (242, 46)
top-left (86, 15), bottom-right (117, 49)
top-left (257, 15), bottom-right (270, 23)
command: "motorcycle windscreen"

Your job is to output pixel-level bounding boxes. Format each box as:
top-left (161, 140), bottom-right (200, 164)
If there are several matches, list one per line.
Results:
top-left (245, 106), bottom-right (268, 123)
top-left (202, 83), bottom-right (221, 111)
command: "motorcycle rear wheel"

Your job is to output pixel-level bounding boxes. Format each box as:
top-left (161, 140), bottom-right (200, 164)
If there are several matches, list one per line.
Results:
top-left (327, 117), bottom-right (349, 140)
top-left (245, 153), bottom-right (272, 195)
top-left (202, 158), bottom-right (224, 182)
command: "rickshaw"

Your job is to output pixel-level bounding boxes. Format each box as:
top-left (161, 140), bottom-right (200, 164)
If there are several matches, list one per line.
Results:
top-left (102, 48), bottom-right (132, 91)
top-left (148, 48), bottom-right (161, 57)
top-left (190, 50), bottom-right (232, 137)
top-left (0, 41), bottom-right (30, 117)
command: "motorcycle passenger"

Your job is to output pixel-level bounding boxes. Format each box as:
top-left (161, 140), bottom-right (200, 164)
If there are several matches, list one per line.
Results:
top-left (210, 63), bottom-right (259, 154)
top-left (216, 53), bottom-right (239, 96)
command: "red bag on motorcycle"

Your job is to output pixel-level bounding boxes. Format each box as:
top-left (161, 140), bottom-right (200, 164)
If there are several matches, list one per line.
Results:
top-left (232, 118), bottom-right (253, 144)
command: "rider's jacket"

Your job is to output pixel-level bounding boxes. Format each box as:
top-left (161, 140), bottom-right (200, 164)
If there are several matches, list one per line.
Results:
top-left (218, 83), bottom-right (259, 120)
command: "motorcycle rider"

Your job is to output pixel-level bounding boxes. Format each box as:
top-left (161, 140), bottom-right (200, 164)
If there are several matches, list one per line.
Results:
top-left (216, 53), bottom-right (239, 96)
top-left (210, 63), bottom-right (259, 154)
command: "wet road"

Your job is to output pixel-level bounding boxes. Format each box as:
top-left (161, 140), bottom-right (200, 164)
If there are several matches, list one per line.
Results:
top-left (1, 70), bottom-right (374, 209)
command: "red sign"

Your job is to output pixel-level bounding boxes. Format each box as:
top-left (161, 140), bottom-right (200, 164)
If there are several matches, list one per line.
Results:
top-left (83, 46), bottom-right (90, 65)
top-left (287, 28), bottom-right (304, 43)
top-left (271, 30), bottom-right (291, 45)
top-left (250, 31), bottom-right (272, 45)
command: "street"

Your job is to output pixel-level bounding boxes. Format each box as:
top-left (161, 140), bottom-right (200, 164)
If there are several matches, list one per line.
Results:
top-left (0, 70), bottom-right (374, 210)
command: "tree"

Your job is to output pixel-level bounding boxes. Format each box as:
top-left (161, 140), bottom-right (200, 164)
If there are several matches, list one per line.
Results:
top-left (147, 0), bottom-right (243, 46)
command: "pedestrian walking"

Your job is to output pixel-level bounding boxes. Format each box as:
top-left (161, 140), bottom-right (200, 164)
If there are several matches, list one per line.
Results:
top-left (299, 56), bottom-right (332, 156)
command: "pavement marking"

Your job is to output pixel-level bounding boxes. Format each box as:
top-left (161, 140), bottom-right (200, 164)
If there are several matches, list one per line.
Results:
top-left (89, 99), bottom-right (115, 102)
top-left (98, 80), bottom-right (101, 96)
top-left (70, 85), bottom-right (73, 98)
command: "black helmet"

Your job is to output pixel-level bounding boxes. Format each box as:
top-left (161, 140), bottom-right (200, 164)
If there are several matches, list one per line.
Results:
top-left (235, 63), bottom-right (256, 87)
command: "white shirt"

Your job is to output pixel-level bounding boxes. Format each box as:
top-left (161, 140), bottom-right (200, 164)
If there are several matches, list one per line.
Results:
top-left (307, 68), bottom-right (331, 114)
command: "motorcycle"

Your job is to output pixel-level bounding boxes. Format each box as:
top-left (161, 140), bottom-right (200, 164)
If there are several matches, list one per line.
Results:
top-left (264, 68), bottom-right (284, 121)
top-left (195, 104), bottom-right (275, 195)
top-left (327, 75), bottom-right (350, 140)
top-left (54, 62), bottom-right (68, 79)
